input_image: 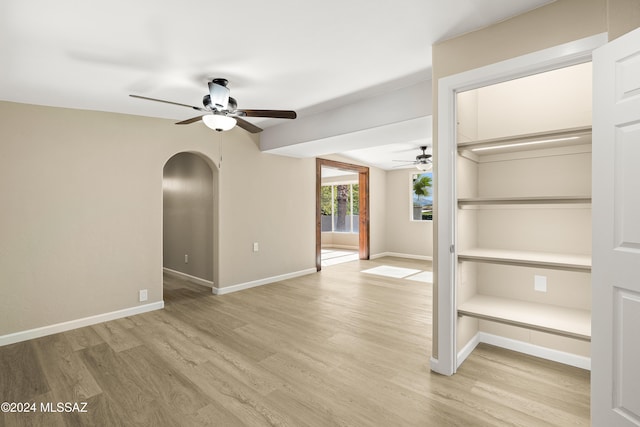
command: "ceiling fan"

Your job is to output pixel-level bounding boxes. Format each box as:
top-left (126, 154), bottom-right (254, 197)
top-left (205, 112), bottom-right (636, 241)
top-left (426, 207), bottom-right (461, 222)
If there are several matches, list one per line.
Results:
top-left (393, 146), bottom-right (432, 171)
top-left (130, 78), bottom-right (297, 133)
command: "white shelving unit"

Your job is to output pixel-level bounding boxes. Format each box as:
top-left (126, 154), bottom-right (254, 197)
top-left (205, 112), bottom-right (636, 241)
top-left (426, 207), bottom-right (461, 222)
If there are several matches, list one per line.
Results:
top-left (425, 43), bottom-right (607, 379)
top-left (454, 73), bottom-right (593, 368)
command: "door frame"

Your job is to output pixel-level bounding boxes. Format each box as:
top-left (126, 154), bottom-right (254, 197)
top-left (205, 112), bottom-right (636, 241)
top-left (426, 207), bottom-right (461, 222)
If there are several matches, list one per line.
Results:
top-left (431, 33), bottom-right (607, 376)
top-left (316, 158), bottom-right (370, 271)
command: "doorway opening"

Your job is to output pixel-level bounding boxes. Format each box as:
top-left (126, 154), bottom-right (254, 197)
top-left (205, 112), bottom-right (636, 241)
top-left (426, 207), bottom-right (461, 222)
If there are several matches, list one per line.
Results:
top-left (320, 168), bottom-right (359, 267)
top-left (316, 158), bottom-right (369, 271)
top-left (162, 151), bottom-right (218, 303)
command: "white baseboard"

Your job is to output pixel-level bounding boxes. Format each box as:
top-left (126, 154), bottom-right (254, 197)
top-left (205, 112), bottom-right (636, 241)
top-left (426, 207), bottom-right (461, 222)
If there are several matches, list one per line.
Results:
top-left (456, 332), bottom-right (591, 371)
top-left (163, 267), bottom-right (214, 289)
top-left (370, 252), bottom-right (433, 261)
top-left (457, 333), bottom-right (480, 368)
top-left (213, 268), bottom-right (317, 295)
top-left (0, 301), bottom-right (164, 347)
top-left (321, 245), bottom-right (359, 250)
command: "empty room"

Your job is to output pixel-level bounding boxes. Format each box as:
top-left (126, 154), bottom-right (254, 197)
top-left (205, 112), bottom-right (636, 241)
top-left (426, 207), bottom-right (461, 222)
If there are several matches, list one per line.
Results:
top-left (1, 0), bottom-right (640, 425)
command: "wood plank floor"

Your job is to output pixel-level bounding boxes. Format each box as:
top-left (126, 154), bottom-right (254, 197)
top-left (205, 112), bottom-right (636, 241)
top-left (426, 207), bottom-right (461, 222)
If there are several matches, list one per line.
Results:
top-left (0, 257), bottom-right (590, 426)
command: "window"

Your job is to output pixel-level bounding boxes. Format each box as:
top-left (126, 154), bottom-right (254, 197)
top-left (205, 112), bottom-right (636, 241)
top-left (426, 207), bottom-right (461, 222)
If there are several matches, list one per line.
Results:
top-left (321, 183), bottom-right (359, 232)
top-left (412, 172), bottom-right (433, 221)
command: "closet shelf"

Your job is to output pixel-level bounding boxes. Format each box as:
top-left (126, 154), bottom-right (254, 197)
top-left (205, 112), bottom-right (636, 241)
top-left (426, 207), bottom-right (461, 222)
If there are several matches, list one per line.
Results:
top-left (458, 196), bottom-right (591, 206)
top-left (457, 248), bottom-right (591, 271)
top-left (458, 295), bottom-right (591, 341)
top-left (457, 126), bottom-right (592, 152)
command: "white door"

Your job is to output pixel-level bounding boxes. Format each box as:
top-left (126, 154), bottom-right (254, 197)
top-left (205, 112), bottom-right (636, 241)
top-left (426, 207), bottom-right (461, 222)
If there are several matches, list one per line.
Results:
top-left (592, 27), bottom-right (640, 426)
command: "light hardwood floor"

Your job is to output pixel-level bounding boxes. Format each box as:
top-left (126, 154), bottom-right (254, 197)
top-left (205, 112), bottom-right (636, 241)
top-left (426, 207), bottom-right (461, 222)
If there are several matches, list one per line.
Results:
top-left (0, 257), bottom-right (590, 426)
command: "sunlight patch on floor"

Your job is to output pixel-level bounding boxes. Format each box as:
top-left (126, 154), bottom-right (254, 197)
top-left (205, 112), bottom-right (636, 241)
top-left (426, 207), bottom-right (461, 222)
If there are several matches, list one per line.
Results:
top-left (321, 249), bottom-right (359, 267)
top-left (405, 270), bottom-right (433, 283)
top-left (361, 265), bottom-right (432, 283)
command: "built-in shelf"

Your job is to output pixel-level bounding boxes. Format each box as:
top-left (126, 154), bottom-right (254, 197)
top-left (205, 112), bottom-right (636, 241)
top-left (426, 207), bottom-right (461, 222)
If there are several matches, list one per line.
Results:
top-left (458, 196), bottom-right (591, 206)
top-left (453, 67), bottom-right (594, 368)
top-left (457, 126), bottom-right (592, 153)
top-left (457, 248), bottom-right (591, 271)
top-left (458, 295), bottom-right (591, 341)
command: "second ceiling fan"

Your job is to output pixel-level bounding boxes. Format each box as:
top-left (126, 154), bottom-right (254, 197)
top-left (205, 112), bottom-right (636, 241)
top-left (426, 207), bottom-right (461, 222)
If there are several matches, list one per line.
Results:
top-left (130, 78), bottom-right (297, 133)
top-left (393, 146), bottom-right (433, 171)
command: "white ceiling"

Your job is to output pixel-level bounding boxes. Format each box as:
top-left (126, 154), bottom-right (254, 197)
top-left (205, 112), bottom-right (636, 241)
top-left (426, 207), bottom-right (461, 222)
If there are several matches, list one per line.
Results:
top-left (342, 141), bottom-right (433, 171)
top-left (1, 0), bottom-right (553, 168)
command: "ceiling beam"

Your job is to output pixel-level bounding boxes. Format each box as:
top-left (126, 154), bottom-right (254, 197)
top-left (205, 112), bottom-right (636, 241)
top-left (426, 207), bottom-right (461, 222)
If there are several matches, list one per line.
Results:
top-left (260, 79), bottom-right (432, 157)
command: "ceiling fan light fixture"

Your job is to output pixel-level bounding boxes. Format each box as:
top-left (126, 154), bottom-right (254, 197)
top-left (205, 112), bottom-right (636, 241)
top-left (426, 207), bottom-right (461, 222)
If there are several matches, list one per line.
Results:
top-left (416, 162), bottom-right (432, 172)
top-left (202, 114), bottom-right (237, 132)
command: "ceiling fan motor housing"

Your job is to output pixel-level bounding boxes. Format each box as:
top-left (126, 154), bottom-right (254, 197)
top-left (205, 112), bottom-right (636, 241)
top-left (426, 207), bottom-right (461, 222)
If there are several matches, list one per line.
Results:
top-left (208, 80), bottom-right (230, 110)
top-left (417, 145), bottom-right (432, 163)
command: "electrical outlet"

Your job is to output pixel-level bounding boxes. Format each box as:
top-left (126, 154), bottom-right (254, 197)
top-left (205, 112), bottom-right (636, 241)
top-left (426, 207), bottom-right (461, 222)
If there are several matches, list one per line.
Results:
top-left (534, 275), bottom-right (547, 292)
top-left (184, 254), bottom-right (189, 263)
top-left (139, 289), bottom-right (148, 302)
top-left (253, 242), bottom-right (259, 252)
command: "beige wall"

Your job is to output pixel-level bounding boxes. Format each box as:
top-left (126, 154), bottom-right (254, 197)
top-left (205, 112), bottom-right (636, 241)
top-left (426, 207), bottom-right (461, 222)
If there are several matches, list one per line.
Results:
top-left (217, 137), bottom-right (316, 286)
top-left (461, 62), bottom-right (592, 140)
top-left (608, 0), bottom-right (640, 40)
top-left (431, 0), bottom-right (609, 359)
top-left (321, 232), bottom-right (359, 249)
top-left (385, 169), bottom-right (433, 258)
top-left (0, 100), bottom-right (315, 337)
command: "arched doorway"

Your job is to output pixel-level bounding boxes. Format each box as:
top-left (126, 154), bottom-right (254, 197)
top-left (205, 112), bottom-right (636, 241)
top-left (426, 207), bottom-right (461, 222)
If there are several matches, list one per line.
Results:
top-left (162, 152), bottom-right (218, 299)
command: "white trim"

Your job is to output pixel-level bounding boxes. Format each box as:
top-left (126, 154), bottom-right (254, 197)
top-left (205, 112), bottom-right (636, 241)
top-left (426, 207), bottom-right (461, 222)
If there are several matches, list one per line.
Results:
top-left (321, 244), bottom-right (359, 250)
top-left (0, 301), bottom-right (164, 347)
top-left (213, 268), bottom-right (317, 295)
top-left (476, 332), bottom-right (591, 371)
top-left (433, 32), bottom-right (607, 377)
top-left (429, 356), bottom-right (449, 375)
top-left (163, 267), bottom-right (214, 289)
top-left (370, 252), bottom-right (433, 261)
top-left (456, 333), bottom-right (480, 368)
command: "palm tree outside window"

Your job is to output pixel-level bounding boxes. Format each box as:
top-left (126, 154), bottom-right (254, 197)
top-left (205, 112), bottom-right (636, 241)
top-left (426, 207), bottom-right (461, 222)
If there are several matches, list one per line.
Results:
top-left (412, 173), bottom-right (433, 221)
top-left (320, 183), bottom-right (359, 232)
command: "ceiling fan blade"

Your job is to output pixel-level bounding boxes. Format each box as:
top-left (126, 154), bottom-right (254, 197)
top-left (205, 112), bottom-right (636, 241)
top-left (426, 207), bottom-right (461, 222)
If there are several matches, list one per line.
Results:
top-left (175, 115), bottom-right (204, 125)
top-left (129, 94), bottom-right (207, 112)
top-left (236, 109), bottom-right (297, 119)
top-left (235, 117), bottom-right (263, 134)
